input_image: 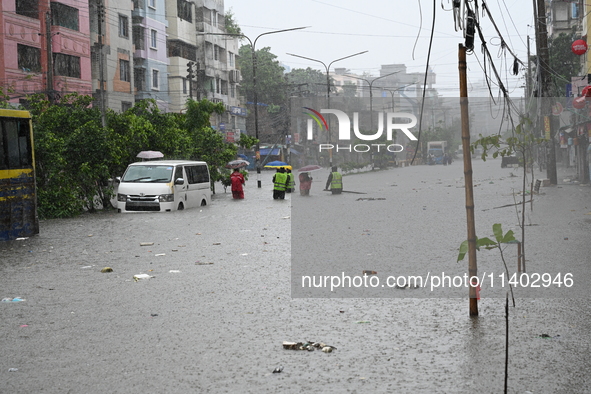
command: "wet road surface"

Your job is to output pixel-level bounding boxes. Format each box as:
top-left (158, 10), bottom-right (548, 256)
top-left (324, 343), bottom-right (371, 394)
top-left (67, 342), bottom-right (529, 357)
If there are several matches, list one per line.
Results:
top-left (1, 158), bottom-right (590, 393)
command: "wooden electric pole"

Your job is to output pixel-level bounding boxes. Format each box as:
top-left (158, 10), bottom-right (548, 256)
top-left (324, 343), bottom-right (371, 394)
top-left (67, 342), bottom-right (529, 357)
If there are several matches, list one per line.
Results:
top-left (459, 44), bottom-right (478, 316)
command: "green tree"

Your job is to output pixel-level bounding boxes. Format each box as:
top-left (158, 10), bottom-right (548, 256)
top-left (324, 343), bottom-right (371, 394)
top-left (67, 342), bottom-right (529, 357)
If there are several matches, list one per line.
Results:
top-left (238, 45), bottom-right (286, 106)
top-left (185, 99), bottom-right (238, 191)
top-left (548, 28), bottom-right (580, 95)
top-left (286, 67), bottom-right (334, 97)
top-left (224, 8), bottom-right (242, 35)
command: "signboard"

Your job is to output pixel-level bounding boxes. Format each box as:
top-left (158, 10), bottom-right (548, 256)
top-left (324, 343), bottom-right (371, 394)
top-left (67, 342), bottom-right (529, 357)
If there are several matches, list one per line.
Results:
top-left (234, 129), bottom-right (241, 142)
top-left (230, 106), bottom-right (247, 117)
top-left (219, 122), bottom-right (226, 131)
top-left (544, 116), bottom-right (551, 140)
top-left (225, 130), bottom-right (235, 143)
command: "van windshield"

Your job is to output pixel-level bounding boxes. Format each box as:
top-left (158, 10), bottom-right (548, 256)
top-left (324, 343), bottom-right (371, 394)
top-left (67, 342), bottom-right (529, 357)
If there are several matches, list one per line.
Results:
top-left (122, 165), bottom-right (174, 183)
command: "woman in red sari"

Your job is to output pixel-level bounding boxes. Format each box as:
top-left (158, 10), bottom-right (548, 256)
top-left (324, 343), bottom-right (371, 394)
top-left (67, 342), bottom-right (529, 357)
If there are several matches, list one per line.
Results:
top-left (230, 168), bottom-right (245, 199)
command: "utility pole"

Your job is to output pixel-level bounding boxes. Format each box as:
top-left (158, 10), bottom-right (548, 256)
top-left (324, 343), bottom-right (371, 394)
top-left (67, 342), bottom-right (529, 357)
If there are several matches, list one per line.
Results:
top-left (526, 35), bottom-right (532, 100)
top-left (459, 44), bottom-right (478, 317)
top-left (97, 0), bottom-right (107, 128)
top-left (534, 0), bottom-right (557, 184)
top-left (45, 12), bottom-right (54, 103)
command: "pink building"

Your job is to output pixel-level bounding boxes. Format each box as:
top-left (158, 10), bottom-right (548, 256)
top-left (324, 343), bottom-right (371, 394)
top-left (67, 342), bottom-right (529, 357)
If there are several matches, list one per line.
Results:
top-left (0, 0), bottom-right (92, 104)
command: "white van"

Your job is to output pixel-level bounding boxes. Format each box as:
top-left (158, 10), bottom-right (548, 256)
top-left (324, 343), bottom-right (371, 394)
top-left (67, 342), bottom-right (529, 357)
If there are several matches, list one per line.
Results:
top-left (117, 160), bottom-right (211, 212)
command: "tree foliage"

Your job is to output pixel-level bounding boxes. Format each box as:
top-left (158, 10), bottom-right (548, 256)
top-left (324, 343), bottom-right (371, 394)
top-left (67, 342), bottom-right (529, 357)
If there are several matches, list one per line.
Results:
top-left (224, 8), bottom-right (242, 36)
top-left (285, 67), bottom-right (335, 97)
top-left (548, 28), bottom-right (581, 95)
top-left (238, 45), bottom-right (286, 106)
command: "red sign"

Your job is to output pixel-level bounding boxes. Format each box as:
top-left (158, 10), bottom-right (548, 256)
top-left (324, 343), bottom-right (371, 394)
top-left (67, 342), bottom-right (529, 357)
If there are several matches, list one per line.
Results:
top-left (572, 39), bottom-right (588, 55)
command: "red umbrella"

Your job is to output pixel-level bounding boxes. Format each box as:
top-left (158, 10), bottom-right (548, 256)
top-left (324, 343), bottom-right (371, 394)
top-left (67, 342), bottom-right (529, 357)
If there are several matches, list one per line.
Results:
top-left (297, 165), bottom-right (322, 172)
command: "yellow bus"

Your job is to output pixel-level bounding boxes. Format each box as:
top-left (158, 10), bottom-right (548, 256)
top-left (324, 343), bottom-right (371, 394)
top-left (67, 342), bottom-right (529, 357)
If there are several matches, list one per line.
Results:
top-left (0, 109), bottom-right (39, 240)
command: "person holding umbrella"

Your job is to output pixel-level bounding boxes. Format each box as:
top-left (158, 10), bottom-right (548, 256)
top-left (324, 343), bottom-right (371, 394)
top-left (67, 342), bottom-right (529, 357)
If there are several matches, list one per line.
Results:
top-left (272, 167), bottom-right (288, 200)
top-left (299, 172), bottom-right (313, 196)
top-left (225, 159), bottom-right (249, 199)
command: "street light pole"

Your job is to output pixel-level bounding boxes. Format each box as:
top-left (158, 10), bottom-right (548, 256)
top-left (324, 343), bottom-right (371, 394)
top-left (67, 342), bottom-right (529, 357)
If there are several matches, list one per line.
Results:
top-left (344, 71), bottom-right (401, 130)
top-left (286, 51), bottom-right (368, 167)
top-left (201, 27), bottom-right (308, 188)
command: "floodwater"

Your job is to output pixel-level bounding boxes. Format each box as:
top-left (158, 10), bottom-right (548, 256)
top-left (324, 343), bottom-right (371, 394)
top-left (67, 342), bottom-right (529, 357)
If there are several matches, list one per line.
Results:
top-left (1, 158), bottom-right (590, 393)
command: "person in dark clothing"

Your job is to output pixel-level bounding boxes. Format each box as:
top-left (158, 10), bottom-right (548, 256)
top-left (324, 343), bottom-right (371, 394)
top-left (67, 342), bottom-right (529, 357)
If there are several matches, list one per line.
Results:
top-left (324, 166), bottom-right (343, 194)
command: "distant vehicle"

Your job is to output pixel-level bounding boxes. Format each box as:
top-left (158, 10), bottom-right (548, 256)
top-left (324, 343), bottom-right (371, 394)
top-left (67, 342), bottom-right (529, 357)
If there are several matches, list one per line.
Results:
top-left (117, 160), bottom-right (211, 212)
top-left (427, 141), bottom-right (448, 164)
top-left (0, 109), bottom-right (39, 240)
top-left (501, 154), bottom-right (521, 168)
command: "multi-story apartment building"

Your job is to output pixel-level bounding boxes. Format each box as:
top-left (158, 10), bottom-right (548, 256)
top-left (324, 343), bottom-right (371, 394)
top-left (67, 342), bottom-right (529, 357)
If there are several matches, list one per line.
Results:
top-left (165, 0), bottom-right (245, 137)
top-left (89, 0), bottom-right (136, 113)
top-left (132, 0), bottom-right (170, 111)
top-left (2, 0), bottom-right (247, 140)
top-left (0, 0), bottom-right (92, 104)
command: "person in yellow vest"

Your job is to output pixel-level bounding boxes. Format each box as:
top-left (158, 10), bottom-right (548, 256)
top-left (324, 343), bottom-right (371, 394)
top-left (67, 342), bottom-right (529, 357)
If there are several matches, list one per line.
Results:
top-left (285, 168), bottom-right (295, 193)
top-left (272, 167), bottom-right (288, 200)
top-left (324, 166), bottom-right (343, 194)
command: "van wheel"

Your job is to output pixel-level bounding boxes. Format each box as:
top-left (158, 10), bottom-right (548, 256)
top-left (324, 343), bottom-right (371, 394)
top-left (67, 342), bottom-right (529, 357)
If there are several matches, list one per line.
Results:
top-left (200, 199), bottom-right (207, 206)
top-left (177, 202), bottom-right (184, 210)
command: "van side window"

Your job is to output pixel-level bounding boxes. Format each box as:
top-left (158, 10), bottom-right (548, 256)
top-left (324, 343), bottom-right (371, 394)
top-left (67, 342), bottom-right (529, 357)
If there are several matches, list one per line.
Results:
top-left (185, 165), bottom-right (209, 184)
top-left (174, 166), bottom-right (183, 182)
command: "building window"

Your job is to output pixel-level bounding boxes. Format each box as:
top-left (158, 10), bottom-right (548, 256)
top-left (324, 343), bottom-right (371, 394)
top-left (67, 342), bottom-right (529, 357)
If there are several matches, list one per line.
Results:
top-left (51, 2), bottom-right (79, 31)
top-left (183, 78), bottom-right (188, 94)
top-left (230, 84), bottom-right (235, 98)
top-left (228, 52), bottom-right (235, 67)
top-left (167, 40), bottom-right (196, 60)
top-left (134, 68), bottom-right (145, 91)
top-left (148, 0), bottom-right (156, 8)
top-left (177, 0), bottom-right (192, 22)
top-left (120, 60), bottom-right (130, 82)
top-left (211, 10), bottom-right (217, 26)
top-left (214, 45), bottom-right (219, 61)
top-left (152, 69), bottom-right (159, 90)
top-left (150, 30), bottom-right (157, 49)
top-left (122, 101), bottom-right (132, 112)
top-left (119, 15), bottom-right (129, 38)
top-left (17, 44), bottom-right (41, 73)
top-left (16, 0), bottom-right (39, 19)
top-left (572, 3), bottom-right (579, 19)
top-left (133, 26), bottom-right (145, 51)
top-left (53, 53), bottom-right (80, 78)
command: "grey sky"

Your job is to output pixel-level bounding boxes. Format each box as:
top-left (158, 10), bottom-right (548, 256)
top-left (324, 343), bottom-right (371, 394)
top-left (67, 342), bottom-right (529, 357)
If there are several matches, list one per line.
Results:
top-left (225, 0), bottom-right (537, 97)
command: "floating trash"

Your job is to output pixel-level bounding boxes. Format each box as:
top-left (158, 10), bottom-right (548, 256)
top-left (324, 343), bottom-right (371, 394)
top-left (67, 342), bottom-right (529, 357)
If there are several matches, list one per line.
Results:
top-left (101, 267), bottom-right (113, 273)
top-left (8, 368), bottom-right (18, 372)
top-left (169, 270), bottom-right (181, 273)
top-left (140, 242), bottom-right (154, 246)
top-left (154, 253), bottom-right (165, 256)
top-left (322, 347), bottom-right (333, 353)
top-left (2, 297), bottom-right (25, 303)
top-left (272, 366), bottom-right (284, 373)
top-left (363, 270), bottom-right (377, 275)
top-left (133, 274), bottom-right (154, 281)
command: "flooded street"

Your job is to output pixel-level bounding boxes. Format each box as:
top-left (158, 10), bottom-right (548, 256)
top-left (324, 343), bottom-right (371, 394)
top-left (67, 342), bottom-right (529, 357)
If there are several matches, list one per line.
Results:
top-left (2, 158), bottom-right (590, 393)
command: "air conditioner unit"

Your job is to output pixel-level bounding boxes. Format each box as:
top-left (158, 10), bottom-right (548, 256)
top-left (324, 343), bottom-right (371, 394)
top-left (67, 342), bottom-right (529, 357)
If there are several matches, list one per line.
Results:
top-left (235, 70), bottom-right (242, 83)
top-left (229, 70), bottom-right (236, 83)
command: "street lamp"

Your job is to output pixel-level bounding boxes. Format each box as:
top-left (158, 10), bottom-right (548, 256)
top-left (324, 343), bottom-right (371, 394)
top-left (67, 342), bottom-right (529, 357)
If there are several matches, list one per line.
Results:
top-left (201, 27), bottom-right (308, 188)
top-left (343, 71), bottom-right (401, 130)
top-left (286, 51), bottom-right (368, 167)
